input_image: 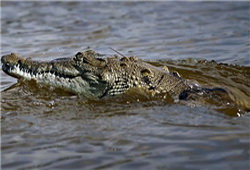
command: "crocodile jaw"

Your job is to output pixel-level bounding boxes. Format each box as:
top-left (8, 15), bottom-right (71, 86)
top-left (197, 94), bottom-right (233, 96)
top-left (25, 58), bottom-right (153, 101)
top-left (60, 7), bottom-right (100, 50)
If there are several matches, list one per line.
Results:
top-left (2, 61), bottom-right (41, 80)
top-left (1, 53), bottom-right (107, 97)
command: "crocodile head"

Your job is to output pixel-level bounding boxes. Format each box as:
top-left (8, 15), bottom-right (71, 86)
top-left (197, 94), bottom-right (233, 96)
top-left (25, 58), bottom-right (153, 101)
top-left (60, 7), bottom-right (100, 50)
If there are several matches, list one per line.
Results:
top-left (1, 50), bottom-right (109, 98)
top-left (1, 50), bottom-right (190, 99)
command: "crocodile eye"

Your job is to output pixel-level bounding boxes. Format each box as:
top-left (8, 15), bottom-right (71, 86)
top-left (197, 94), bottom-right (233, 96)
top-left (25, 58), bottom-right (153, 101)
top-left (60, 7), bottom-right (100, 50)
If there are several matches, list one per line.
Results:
top-left (74, 52), bottom-right (84, 61)
top-left (74, 52), bottom-right (91, 64)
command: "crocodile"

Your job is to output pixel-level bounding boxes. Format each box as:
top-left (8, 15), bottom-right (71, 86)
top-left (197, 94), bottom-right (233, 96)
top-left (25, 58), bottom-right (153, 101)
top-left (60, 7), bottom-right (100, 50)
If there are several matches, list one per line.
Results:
top-left (1, 50), bottom-right (232, 104)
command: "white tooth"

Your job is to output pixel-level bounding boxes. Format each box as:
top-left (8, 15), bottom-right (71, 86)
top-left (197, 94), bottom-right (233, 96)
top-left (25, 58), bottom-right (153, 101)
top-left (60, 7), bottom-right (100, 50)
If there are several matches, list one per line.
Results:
top-left (24, 70), bottom-right (28, 78)
top-left (39, 73), bottom-right (42, 79)
top-left (19, 68), bottom-right (23, 76)
top-left (50, 73), bottom-right (54, 79)
top-left (21, 69), bottom-right (24, 76)
top-left (23, 70), bottom-right (26, 77)
top-left (15, 66), bottom-right (19, 74)
top-left (27, 71), bottom-right (31, 79)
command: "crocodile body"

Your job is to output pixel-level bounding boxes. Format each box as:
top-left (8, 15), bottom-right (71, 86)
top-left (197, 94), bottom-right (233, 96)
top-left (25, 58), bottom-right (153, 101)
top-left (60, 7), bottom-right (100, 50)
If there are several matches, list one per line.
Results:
top-left (1, 50), bottom-right (229, 101)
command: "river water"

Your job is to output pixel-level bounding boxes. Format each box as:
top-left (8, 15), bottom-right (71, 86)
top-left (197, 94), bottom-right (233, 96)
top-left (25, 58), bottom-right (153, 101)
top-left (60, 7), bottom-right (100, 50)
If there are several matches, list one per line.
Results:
top-left (1, 2), bottom-right (250, 169)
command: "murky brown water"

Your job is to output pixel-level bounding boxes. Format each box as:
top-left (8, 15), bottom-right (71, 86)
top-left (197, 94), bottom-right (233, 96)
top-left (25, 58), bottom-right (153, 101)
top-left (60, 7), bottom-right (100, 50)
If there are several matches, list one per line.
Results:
top-left (1, 2), bottom-right (250, 169)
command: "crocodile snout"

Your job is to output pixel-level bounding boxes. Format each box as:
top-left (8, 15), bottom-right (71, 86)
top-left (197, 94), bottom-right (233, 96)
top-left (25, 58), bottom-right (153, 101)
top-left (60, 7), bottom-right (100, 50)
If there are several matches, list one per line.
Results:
top-left (1, 53), bottom-right (22, 66)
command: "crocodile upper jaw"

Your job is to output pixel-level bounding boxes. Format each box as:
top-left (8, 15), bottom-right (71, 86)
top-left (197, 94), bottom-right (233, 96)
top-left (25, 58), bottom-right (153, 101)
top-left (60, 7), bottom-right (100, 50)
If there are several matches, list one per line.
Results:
top-left (1, 53), bottom-right (108, 97)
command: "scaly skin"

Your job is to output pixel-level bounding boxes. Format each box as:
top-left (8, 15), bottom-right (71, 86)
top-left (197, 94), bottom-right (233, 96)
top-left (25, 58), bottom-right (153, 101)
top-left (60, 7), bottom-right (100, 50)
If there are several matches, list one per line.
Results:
top-left (1, 50), bottom-right (228, 101)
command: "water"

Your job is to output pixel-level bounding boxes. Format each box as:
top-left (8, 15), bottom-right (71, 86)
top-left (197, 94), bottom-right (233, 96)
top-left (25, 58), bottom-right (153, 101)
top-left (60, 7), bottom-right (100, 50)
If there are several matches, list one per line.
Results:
top-left (1, 2), bottom-right (250, 169)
